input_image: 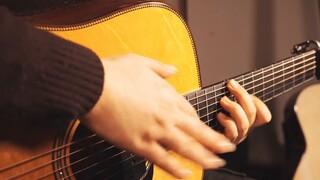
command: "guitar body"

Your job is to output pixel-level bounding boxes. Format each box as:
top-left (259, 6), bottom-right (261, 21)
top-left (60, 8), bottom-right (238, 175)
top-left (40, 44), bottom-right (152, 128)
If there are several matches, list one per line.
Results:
top-left (0, 2), bottom-right (203, 180)
top-left (2, 1), bottom-right (320, 179)
top-left (284, 83), bottom-right (320, 180)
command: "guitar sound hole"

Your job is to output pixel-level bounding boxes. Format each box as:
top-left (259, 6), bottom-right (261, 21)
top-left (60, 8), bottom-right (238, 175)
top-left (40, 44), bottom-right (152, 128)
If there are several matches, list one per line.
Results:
top-left (67, 123), bottom-right (148, 180)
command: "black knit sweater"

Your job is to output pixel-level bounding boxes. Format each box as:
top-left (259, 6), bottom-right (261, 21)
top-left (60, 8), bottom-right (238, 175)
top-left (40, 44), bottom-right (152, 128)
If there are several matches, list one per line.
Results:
top-left (0, 5), bottom-right (104, 124)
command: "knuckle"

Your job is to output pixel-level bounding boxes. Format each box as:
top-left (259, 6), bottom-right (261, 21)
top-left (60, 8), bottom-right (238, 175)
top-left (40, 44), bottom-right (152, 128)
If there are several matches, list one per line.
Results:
top-left (231, 103), bottom-right (242, 115)
top-left (226, 130), bottom-right (238, 142)
top-left (155, 113), bottom-right (172, 127)
top-left (238, 123), bottom-right (249, 135)
top-left (263, 111), bottom-right (272, 123)
top-left (132, 138), bottom-right (145, 151)
top-left (141, 128), bottom-right (159, 143)
top-left (247, 107), bottom-right (257, 121)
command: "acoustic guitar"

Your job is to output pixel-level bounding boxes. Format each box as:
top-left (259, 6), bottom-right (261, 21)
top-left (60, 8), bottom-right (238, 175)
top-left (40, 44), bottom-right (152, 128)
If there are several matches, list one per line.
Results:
top-left (284, 83), bottom-right (320, 180)
top-left (1, 1), bottom-right (320, 179)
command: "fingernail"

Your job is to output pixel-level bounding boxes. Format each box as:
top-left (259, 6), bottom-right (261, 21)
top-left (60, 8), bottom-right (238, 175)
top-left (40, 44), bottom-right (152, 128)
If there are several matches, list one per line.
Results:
top-left (167, 65), bottom-right (178, 75)
top-left (229, 79), bottom-right (239, 89)
top-left (204, 158), bottom-right (226, 168)
top-left (217, 112), bottom-right (227, 119)
top-left (178, 169), bottom-right (193, 178)
top-left (218, 141), bottom-right (236, 151)
top-left (221, 96), bottom-right (231, 104)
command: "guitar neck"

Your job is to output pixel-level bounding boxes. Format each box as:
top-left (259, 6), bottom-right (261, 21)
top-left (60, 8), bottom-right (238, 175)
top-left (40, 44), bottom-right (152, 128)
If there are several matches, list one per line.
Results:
top-left (185, 49), bottom-right (318, 128)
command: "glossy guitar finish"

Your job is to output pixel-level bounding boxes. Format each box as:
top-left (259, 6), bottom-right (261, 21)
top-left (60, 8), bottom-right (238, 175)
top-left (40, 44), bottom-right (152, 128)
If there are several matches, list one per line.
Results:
top-left (0, 2), bottom-right (203, 180)
top-left (1, 1), bottom-right (320, 180)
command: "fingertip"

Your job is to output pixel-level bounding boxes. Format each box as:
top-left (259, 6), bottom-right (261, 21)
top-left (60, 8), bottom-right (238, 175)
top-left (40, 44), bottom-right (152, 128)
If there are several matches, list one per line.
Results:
top-left (164, 65), bottom-right (178, 77)
top-left (142, 57), bottom-right (178, 78)
top-left (252, 96), bottom-right (272, 127)
top-left (228, 79), bottom-right (240, 89)
top-left (176, 169), bottom-right (193, 179)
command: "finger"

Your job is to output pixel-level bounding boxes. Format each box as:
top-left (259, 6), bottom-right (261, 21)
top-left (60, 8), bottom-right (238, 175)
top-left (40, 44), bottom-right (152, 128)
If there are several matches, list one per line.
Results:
top-left (159, 125), bottom-right (227, 169)
top-left (138, 141), bottom-right (193, 179)
top-left (220, 96), bottom-right (249, 143)
top-left (227, 79), bottom-right (257, 126)
top-left (133, 54), bottom-right (178, 78)
top-left (217, 112), bottom-right (238, 142)
top-left (173, 111), bottom-right (236, 154)
top-left (251, 95), bottom-right (272, 127)
top-left (177, 94), bottom-right (200, 119)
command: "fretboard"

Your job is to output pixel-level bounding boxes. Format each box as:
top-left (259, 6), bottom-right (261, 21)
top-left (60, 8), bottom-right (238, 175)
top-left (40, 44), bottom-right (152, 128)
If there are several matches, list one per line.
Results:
top-left (184, 50), bottom-right (317, 129)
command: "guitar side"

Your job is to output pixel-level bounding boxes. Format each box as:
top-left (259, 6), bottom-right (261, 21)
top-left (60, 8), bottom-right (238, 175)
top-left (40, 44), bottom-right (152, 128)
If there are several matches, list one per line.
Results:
top-left (284, 83), bottom-right (320, 180)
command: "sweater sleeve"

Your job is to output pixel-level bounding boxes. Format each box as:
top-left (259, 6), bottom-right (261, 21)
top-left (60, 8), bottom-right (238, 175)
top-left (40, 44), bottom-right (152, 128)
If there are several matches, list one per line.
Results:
top-left (0, 7), bottom-right (104, 124)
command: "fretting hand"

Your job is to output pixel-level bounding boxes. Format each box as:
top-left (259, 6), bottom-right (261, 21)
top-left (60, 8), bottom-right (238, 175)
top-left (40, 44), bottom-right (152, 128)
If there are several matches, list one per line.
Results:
top-left (218, 79), bottom-right (272, 144)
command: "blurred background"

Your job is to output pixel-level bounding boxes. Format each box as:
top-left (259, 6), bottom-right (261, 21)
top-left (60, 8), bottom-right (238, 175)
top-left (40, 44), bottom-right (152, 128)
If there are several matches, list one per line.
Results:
top-left (166, 0), bottom-right (320, 179)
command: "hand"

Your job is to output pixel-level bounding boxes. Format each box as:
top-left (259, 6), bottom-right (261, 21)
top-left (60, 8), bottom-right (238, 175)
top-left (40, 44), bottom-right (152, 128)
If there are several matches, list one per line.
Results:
top-left (217, 79), bottom-right (272, 144)
top-left (80, 54), bottom-right (236, 179)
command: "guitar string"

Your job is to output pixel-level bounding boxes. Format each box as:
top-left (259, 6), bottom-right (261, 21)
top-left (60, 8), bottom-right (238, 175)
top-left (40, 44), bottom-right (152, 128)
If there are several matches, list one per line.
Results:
top-left (185, 49), bottom-right (315, 102)
top-left (5, 59), bottom-right (316, 179)
top-left (33, 144), bottom-right (131, 180)
top-left (196, 63), bottom-right (315, 121)
top-left (7, 71), bottom-right (316, 179)
top-left (199, 66), bottom-right (315, 124)
top-left (188, 56), bottom-right (315, 113)
top-left (80, 159), bottom-right (147, 180)
top-left (190, 59), bottom-right (315, 119)
top-left (3, 51), bottom-right (316, 178)
top-left (186, 52), bottom-right (315, 102)
top-left (185, 56), bottom-right (315, 123)
top-left (14, 63), bottom-right (314, 179)
top-left (0, 134), bottom-right (97, 172)
top-left (58, 66), bottom-right (318, 180)
top-left (62, 155), bottom-right (147, 180)
top-left (200, 61), bottom-right (315, 111)
top-left (195, 59), bottom-right (315, 115)
top-left (4, 53), bottom-right (316, 179)
top-left (5, 139), bottom-right (107, 179)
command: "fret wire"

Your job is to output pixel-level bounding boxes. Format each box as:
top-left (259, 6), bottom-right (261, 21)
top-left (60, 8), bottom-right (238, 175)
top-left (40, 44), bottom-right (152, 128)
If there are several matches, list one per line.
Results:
top-left (195, 60), bottom-right (315, 111)
top-left (188, 57), bottom-right (315, 113)
top-left (293, 56), bottom-right (297, 88)
top-left (213, 85), bottom-right (218, 121)
top-left (303, 55), bottom-right (306, 82)
top-left (197, 64), bottom-right (316, 120)
top-left (205, 88), bottom-right (210, 125)
top-left (251, 71), bottom-right (255, 94)
top-left (200, 68), bottom-right (315, 123)
top-left (190, 58), bottom-right (316, 117)
top-left (262, 66), bottom-right (266, 102)
top-left (186, 57), bottom-right (315, 109)
top-left (186, 54), bottom-right (315, 103)
top-left (187, 50), bottom-right (314, 100)
top-left (187, 54), bottom-right (315, 106)
top-left (191, 68), bottom-right (316, 122)
top-left (272, 64), bottom-right (275, 99)
top-left (186, 51), bottom-right (316, 126)
top-left (282, 61), bottom-right (285, 94)
top-left (256, 66), bottom-right (315, 100)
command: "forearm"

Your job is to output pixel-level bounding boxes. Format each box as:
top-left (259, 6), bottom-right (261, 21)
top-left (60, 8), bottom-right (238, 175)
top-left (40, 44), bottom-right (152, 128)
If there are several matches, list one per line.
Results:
top-left (0, 7), bottom-right (104, 123)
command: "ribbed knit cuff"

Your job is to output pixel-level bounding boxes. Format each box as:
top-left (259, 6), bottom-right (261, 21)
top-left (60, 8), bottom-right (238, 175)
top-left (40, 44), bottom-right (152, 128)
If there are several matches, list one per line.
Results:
top-left (0, 7), bottom-right (104, 123)
top-left (38, 33), bottom-right (104, 121)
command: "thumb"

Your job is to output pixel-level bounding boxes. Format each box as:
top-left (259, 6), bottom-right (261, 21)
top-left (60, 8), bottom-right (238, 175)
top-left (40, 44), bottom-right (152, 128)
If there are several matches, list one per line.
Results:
top-left (140, 57), bottom-right (178, 78)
